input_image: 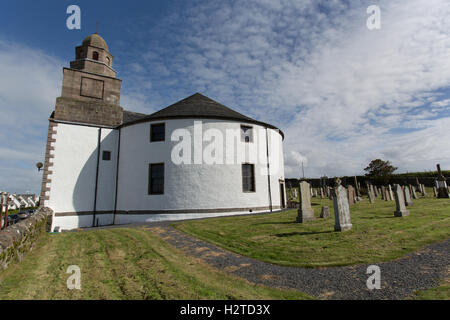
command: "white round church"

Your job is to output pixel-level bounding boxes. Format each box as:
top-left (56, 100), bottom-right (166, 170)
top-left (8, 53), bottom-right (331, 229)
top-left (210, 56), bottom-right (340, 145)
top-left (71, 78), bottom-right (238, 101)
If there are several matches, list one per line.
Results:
top-left (40, 34), bottom-right (286, 231)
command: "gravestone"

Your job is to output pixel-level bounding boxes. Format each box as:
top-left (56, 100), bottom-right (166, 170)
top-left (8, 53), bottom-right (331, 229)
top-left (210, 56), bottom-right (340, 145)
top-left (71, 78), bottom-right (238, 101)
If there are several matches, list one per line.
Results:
top-left (435, 164), bottom-right (450, 198)
top-left (354, 176), bottom-right (360, 198)
top-left (347, 185), bottom-right (355, 206)
top-left (296, 181), bottom-right (315, 223)
top-left (320, 188), bottom-right (324, 199)
top-left (433, 187), bottom-right (438, 198)
top-left (373, 185), bottom-right (378, 197)
top-left (388, 185), bottom-right (394, 201)
top-left (403, 185), bottom-right (413, 206)
top-left (394, 184), bottom-right (410, 217)
top-left (320, 206), bottom-right (330, 218)
top-left (381, 186), bottom-right (386, 200)
top-left (410, 185), bottom-right (418, 199)
top-left (367, 183), bottom-right (375, 204)
top-left (332, 178), bottom-right (353, 231)
top-left (421, 184), bottom-right (426, 196)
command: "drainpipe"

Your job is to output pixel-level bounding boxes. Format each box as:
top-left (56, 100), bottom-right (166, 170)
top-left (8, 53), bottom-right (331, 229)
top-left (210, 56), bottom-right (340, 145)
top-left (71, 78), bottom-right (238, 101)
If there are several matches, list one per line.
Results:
top-left (112, 128), bottom-right (121, 225)
top-left (92, 128), bottom-right (101, 227)
top-left (266, 128), bottom-right (272, 212)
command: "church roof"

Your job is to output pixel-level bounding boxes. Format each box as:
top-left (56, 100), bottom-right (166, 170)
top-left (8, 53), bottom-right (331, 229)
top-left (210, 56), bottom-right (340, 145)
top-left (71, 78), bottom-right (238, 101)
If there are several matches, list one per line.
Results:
top-left (121, 93), bottom-right (284, 138)
top-left (82, 33), bottom-right (109, 51)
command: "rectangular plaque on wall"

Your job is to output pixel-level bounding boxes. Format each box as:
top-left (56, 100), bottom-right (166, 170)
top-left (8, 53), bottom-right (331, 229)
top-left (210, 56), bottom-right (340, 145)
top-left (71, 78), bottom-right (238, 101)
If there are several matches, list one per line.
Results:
top-left (80, 77), bottom-right (104, 99)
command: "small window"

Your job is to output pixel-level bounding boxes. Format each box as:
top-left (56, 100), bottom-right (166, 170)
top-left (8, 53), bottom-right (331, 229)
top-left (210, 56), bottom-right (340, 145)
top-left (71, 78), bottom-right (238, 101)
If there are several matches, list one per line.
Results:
top-left (150, 123), bottom-right (165, 142)
top-left (241, 125), bottom-right (253, 143)
top-left (149, 163), bottom-right (164, 195)
top-left (93, 51), bottom-right (99, 61)
top-left (106, 56), bottom-right (111, 66)
top-left (102, 151), bottom-right (111, 161)
top-left (242, 163), bottom-right (255, 192)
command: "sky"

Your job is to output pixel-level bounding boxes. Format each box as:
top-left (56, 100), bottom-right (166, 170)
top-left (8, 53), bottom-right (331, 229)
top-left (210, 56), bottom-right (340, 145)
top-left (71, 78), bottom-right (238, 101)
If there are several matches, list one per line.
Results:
top-left (1, 0), bottom-right (450, 194)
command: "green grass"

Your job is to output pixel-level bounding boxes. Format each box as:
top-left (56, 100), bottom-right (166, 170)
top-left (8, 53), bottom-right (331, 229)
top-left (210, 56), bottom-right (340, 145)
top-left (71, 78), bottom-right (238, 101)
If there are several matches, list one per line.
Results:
top-left (0, 227), bottom-right (312, 300)
top-left (174, 190), bottom-right (450, 268)
top-left (411, 278), bottom-right (450, 300)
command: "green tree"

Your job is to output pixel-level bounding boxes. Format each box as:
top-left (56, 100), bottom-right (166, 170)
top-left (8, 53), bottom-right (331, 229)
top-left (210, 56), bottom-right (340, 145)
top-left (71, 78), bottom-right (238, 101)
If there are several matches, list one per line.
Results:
top-left (364, 159), bottom-right (398, 185)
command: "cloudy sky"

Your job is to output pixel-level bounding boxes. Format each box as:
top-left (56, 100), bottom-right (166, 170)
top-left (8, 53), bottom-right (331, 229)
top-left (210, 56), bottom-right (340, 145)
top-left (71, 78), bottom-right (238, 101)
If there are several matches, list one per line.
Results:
top-left (1, 0), bottom-right (450, 194)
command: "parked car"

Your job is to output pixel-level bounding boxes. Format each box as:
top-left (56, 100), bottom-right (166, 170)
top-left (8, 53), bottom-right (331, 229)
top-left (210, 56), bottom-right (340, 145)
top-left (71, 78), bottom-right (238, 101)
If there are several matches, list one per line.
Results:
top-left (7, 214), bottom-right (20, 225)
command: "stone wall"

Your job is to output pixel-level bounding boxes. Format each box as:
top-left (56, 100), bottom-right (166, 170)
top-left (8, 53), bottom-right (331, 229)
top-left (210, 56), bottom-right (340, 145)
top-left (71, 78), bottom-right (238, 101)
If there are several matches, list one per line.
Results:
top-left (0, 207), bottom-right (53, 270)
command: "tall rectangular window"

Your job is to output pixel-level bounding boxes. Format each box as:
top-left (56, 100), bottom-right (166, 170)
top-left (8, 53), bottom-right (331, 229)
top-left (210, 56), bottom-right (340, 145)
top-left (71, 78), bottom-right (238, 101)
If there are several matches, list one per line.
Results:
top-left (242, 163), bottom-right (255, 192)
top-left (150, 123), bottom-right (165, 142)
top-left (241, 125), bottom-right (253, 143)
top-left (149, 163), bottom-right (164, 194)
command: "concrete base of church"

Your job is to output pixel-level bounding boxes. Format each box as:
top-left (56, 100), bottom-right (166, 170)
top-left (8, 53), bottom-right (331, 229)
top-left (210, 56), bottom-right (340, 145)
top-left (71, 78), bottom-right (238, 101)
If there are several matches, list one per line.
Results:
top-left (51, 208), bottom-right (283, 231)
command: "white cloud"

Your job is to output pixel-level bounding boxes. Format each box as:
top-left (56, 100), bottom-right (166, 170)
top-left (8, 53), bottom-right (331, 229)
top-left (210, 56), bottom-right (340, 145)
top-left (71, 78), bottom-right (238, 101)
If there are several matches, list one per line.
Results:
top-left (129, 0), bottom-right (450, 177)
top-left (0, 39), bottom-right (62, 194)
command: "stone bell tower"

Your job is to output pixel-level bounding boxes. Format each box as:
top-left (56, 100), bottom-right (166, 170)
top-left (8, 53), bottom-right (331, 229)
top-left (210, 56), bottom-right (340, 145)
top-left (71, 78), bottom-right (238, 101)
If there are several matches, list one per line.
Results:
top-left (53, 33), bottom-right (123, 126)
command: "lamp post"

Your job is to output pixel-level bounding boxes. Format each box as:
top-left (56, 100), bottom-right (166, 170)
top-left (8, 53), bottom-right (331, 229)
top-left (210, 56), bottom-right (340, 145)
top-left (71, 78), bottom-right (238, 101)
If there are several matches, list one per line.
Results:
top-left (36, 162), bottom-right (43, 172)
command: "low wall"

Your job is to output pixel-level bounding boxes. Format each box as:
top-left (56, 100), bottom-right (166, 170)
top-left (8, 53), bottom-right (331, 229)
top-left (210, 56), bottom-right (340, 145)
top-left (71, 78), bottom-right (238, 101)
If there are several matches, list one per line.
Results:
top-left (0, 207), bottom-right (53, 270)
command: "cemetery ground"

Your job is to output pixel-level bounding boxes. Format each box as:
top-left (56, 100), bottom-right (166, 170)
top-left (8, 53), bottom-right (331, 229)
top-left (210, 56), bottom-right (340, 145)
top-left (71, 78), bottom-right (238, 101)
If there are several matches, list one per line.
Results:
top-left (0, 188), bottom-right (448, 299)
top-left (174, 190), bottom-right (449, 268)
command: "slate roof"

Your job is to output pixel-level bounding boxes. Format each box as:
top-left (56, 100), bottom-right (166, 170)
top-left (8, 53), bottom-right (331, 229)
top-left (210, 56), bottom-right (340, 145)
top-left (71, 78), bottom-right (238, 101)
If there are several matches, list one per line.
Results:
top-left (121, 93), bottom-right (283, 137)
top-left (122, 110), bottom-right (147, 124)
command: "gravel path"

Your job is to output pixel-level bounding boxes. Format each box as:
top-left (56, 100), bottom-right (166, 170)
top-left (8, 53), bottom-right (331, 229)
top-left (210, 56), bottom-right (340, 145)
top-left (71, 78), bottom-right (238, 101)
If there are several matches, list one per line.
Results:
top-left (148, 225), bottom-right (449, 300)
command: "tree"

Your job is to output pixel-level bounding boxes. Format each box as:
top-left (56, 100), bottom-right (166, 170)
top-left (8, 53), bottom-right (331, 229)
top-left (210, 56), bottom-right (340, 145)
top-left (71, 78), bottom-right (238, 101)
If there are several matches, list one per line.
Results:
top-left (364, 159), bottom-right (398, 185)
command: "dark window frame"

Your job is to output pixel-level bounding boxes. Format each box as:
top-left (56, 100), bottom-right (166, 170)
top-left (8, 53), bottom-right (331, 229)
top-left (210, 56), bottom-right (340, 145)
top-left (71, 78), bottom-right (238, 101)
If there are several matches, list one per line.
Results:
top-left (150, 123), bottom-right (165, 142)
top-left (148, 163), bottom-right (164, 195)
top-left (241, 125), bottom-right (253, 143)
top-left (242, 163), bottom-right (256, 192)
top-left (102, 150), bottom-right (111, 161)
top-left (92, 51), bottom-right (99, 61)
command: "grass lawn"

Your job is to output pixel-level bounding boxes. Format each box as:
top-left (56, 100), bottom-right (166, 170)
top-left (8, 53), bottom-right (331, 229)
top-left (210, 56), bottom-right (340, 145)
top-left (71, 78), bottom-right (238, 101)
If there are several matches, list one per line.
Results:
top-left (174, 190), bottom-right (450, 268)
top-left (0, 227), bottom-right (311, 300)
top-left (411, 278), bottom-right (450, 300)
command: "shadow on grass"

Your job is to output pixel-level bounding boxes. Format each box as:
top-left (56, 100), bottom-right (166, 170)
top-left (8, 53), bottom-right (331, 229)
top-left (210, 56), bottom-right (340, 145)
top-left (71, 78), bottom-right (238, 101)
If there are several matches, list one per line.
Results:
top-left (274, 230), bottom-right (334, 237)
top-left (359, 216), bottom-right (397, 219)
top-left (254, 221), bottom-right (298, 226)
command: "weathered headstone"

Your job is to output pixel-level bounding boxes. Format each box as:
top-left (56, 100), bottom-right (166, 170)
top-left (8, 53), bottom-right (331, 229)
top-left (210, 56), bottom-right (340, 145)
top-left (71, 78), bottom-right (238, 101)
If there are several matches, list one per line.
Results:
top-left (388, 185), bottom-right (394, 201)
top-left (433, 187), bottom-right (438, 198)
top-left (332, 178), bottom-right (352, 231)
top-left (410, 185), bottom-right (418, 199)
top-left (347, 185), bottom-right (355, 206)
top-left (320, 206), bottom-right (330, 218)
top-left (403, 185), bottom-right (413, 206)
top-left (367, 183), bottom-right (375, 204)
top-left (319, 188), bottom-right (324, 199)
top-left (381, 186), bottom-right (386, 200)
top-left (373, 185), bottom-right (378, 197)
top-left (421, 184), bottom-right (426, 196)
top-left (296, 181), bottom-right (315, 223)
top-left (394, 184), bottom-right (409, 217)
top-left (435, 164), bottom-right (450, 198)
top-left (354, 176), bottom-right (360, 198)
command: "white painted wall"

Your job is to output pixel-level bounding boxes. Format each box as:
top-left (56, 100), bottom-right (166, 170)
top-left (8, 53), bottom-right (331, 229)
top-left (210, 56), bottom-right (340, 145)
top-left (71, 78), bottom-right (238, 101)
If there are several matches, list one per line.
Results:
top-left (116, 118), bottom-right (285, 212)
top-left (48, 123), bottom-right (118, 228)
top-left (48, 118), bottom-right (285, 230)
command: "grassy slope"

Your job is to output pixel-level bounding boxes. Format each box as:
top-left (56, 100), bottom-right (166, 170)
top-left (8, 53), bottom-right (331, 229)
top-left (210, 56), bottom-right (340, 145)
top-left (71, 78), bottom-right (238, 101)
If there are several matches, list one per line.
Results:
top-left (0, 228), bottom-right (311, 300)
top-left (174, 191), bottom-right (450, 268)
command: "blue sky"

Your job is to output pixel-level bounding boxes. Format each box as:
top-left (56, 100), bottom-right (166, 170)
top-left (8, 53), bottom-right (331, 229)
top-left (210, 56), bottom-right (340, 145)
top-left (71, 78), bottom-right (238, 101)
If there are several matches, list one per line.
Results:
top-left (1, 0), bottom-right (450, 194)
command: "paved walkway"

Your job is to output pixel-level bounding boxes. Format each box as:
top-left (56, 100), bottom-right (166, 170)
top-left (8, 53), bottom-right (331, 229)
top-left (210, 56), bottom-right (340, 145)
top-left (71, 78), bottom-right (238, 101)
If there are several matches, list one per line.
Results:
top-left (147, 225), bottom-right (449, 300)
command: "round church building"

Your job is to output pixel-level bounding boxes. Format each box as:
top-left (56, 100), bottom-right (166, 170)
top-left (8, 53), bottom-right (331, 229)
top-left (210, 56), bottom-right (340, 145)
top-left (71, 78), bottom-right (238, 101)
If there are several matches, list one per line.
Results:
top-left (41, 34), bottom-right (286, 231)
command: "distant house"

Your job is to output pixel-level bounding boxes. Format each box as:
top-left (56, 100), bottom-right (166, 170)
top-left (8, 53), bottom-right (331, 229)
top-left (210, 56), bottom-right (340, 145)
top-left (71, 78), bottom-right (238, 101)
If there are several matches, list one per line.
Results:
top-left (40, 34), bottom-right (286, 231)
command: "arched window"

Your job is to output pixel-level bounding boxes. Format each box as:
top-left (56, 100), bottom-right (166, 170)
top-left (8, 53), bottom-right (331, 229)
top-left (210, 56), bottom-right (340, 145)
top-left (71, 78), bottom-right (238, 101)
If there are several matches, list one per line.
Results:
top-left (92, 51), bottom-right (99, 61)
top-left (106, 56), bottom-right (110, 66)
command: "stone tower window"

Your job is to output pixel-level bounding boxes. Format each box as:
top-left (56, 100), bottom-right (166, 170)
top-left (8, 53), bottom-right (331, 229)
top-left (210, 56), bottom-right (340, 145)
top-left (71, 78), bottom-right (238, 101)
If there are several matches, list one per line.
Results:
top-left (93, 51), bottom-right (99, 61)
top-left (106, 56), bottom-right (111, 66)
